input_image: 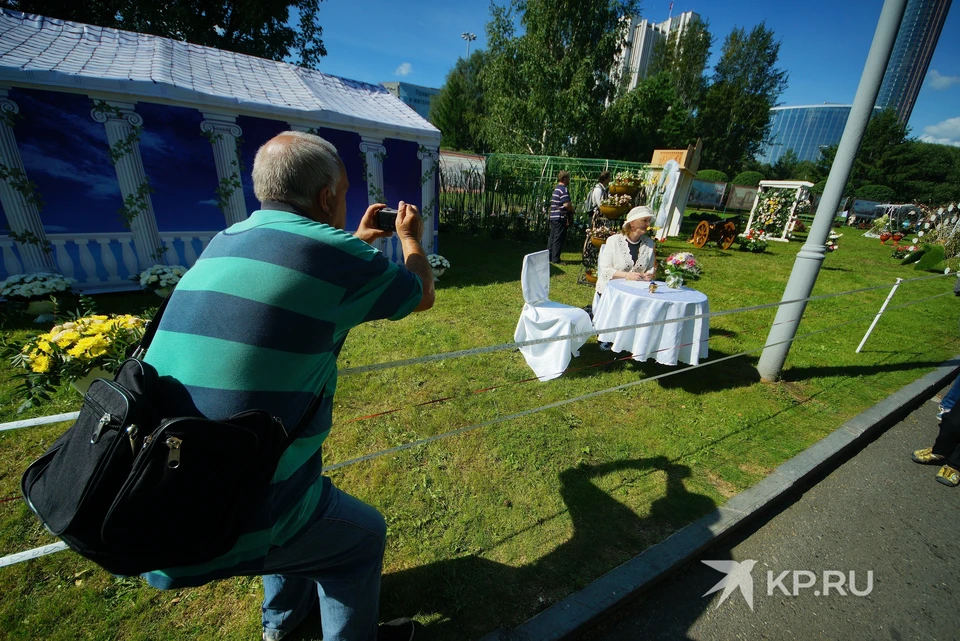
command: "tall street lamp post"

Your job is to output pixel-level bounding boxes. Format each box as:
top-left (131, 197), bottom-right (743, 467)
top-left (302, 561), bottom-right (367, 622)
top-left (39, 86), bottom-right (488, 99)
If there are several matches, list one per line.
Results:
top-left (461, 32), bottom-right (476, 58)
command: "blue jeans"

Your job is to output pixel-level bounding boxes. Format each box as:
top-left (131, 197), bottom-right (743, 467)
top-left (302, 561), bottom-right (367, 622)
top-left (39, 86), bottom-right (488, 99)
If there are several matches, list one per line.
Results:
top-left (942, 374), bottom-right (960, 413)
top-left (260, 478), bottom-right (387, 641)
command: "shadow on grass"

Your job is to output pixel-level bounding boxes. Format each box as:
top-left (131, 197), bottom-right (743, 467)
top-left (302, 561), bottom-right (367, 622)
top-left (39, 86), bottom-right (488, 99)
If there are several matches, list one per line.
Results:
top-left (779, 360), bottom-right (949, 383)
top-left (370, 457), bottom-right (717, 640)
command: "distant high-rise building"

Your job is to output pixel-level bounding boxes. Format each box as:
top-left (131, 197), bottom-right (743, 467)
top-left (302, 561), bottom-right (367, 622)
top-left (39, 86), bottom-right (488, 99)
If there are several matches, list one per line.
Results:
top-left (757, 105), bottom-right (852, 165)
top-left (876, 0), bottom-right (952, 124)
top-left (615, 11), bottom-right (700, 91)
top-left (381, 81), bottom-right (439, 122)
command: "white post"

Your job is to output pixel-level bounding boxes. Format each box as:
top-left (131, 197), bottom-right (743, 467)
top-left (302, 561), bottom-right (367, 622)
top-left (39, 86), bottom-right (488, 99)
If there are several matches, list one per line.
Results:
top-left (0, 89), bottom-right (55, 273)
top-left (782, 189), bottom-right (801, 241)
top-left (417, 144), bottom-right (439, 254)
top-left (856, 278), bottom-right (902, 353)
top-left (200, 113), bottom-right (247, 227)
top-left (91, 100), bottom-right (165, 270)
top-left (360, 136), bottom-right (390, 258)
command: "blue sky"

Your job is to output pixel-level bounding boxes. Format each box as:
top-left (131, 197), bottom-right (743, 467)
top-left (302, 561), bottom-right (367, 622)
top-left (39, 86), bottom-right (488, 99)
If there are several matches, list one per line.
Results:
top-left (311, 0), bottom-right (959, 146)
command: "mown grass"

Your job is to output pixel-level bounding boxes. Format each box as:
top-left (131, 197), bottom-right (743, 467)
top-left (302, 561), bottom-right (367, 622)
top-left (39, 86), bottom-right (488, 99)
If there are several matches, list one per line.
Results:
top-left (0, 226), bottom-right (957, 640)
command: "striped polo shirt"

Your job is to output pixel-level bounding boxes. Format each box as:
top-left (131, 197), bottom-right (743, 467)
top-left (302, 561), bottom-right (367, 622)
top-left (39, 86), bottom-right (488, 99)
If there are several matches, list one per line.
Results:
top-left (550, 184), bottom-right (571, 220)
top-left (142, 206), bottom-right (422, 588)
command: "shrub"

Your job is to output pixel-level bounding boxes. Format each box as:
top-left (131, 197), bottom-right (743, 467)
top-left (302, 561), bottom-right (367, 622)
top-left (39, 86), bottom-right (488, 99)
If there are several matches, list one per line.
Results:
top-left (811, 180), bottom-right (827, 195)
top-left (731, 171), bottom-right (764, 187)
top-left (697, 169), bottom-right (729, 183)
top-left (914, 244), bottom-right (945, 271)
top-left (900, 246), bottom-right (929, 264)
top-left (854, 184), bottom-right (896, 203)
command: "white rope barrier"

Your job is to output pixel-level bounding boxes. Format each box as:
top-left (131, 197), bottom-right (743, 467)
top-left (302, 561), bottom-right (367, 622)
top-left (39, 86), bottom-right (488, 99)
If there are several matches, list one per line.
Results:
top-left (1, 288), bottom-right (950, 568)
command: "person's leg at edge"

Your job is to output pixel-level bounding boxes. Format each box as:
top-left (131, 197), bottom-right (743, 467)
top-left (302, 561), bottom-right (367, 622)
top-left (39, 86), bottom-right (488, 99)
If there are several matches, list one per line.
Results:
top-left (933, 409), bottom-right (960, 460)
top-left (262, 575), bottom-right (318, 639)
top-left (261, 477), bottom-right (387, 641)
top-left (939, 373), bottom-right (960, 416)
top-left (556, 219), bottom-right (569, 262)
top-left (548, 219), bottom-right (561, 263)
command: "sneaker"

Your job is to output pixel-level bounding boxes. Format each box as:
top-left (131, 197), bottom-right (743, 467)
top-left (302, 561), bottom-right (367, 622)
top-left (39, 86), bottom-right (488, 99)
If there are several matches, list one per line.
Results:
top-left (937, 405), bottom-right (947, 422)
top-left (936, 465), bottom-right (960, 487)
top-left (912, 447), bottom-right (946, 464)
top-left (378, 618), bottom-right (417, 641)
top-left (262, 629), bottom-right (286, 641)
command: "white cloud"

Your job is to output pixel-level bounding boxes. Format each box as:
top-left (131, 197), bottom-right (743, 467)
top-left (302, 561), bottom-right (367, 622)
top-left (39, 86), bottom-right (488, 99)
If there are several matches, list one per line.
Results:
top-left (394, 62), bottom-right (412, 77)
top-left (197, 199), bottom-right (219, 207)
top-left (919, 116), bottom-right (960, 147)
top-left (928, 70), bottom-right (960, 90)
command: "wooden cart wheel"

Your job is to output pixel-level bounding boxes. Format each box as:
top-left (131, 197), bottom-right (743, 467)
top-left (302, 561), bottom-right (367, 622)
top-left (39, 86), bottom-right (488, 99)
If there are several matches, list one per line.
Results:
top-left (718, 220), bottom-right (737, 250)
top-left (691, 220), bottom-right (710, 248)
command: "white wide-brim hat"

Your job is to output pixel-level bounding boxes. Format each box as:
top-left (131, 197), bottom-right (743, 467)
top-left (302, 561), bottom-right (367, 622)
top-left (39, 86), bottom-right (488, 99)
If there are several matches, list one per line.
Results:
top-left (625, 206), bottom-right (654, 224)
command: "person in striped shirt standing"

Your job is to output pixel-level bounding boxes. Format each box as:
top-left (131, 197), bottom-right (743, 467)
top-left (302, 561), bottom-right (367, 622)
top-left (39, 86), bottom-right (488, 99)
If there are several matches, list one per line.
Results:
top-left (142, 131), bottom-right (434, 641)
top-left (548, 170), bottom-right (575, 263)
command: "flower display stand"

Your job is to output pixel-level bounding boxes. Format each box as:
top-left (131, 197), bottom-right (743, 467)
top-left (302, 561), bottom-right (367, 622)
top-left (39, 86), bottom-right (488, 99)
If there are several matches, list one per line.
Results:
top-left (71, 367), bottom-right (114, 396)
top-left (744, 180), bottom-right (814, 242)
top-left (26, 299), bottom-right (55, 323)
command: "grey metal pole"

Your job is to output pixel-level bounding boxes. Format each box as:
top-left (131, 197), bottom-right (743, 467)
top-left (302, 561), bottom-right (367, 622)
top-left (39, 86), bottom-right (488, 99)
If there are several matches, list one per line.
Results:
top-left (756, 0), bottom-right (908, 381)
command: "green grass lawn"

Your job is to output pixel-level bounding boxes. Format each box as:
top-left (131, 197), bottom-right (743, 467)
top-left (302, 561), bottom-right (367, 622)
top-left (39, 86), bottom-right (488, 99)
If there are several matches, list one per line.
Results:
top-left (0, 226), bottom-right (958, 640)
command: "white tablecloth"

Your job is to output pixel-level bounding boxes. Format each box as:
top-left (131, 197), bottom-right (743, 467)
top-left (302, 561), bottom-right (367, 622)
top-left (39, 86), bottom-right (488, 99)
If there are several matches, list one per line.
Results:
top-left (593, 279), bottom-right (709, 365)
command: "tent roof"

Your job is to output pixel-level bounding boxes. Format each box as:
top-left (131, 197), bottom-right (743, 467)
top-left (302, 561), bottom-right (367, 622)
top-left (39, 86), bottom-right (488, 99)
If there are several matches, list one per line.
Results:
top-left (0, 10), bottom-right (440, 143)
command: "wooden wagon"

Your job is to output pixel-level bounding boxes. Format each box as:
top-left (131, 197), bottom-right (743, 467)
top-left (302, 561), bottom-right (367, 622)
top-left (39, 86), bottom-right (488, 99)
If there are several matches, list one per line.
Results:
top-left (689, 218), bottom-right (739, 250)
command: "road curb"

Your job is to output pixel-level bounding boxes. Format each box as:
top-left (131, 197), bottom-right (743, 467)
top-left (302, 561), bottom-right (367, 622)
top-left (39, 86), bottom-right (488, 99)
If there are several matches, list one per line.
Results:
top-left (480, 356), bottom-right (960, 641)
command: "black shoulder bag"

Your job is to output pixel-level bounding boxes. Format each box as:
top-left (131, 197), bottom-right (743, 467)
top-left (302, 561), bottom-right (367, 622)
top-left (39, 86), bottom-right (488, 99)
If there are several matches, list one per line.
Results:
top-left (21, 298), bottom-right (320, 576)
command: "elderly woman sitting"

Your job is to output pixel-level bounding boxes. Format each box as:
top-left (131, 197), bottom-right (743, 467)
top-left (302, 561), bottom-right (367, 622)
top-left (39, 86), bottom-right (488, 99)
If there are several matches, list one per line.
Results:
top-left (596, 206), bottom-right (656, 294)
top-left (594, 207), bottom-right (656, 351)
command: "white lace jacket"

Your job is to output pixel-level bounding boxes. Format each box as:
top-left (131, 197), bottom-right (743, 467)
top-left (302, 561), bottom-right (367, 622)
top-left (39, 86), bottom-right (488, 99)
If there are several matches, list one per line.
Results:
top-left (596, 233), bottom-right (655, 294)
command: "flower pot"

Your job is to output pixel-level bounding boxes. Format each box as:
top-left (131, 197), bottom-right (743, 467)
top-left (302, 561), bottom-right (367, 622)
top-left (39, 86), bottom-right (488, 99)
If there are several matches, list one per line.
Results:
top-left (590, 236), bottom-right (606, 248)
top-left (70, 367), bottom-right (114, 397)
top-left (891, 233), bottom-right (903, 243)
top-left (599, 204), bottom-right (629, 220)
top-left (431, 267), bottom-right (446, 280)
top-left (608, 183), bottom-right (634, 195)
top-left (665, 273), bottom-right (684, 289)
top-left (154, 287), bottom-right (172, 299)
top-left (26, 299), bottom-right (55, 323)
top-left (879, 232), bottom-right (892, 244)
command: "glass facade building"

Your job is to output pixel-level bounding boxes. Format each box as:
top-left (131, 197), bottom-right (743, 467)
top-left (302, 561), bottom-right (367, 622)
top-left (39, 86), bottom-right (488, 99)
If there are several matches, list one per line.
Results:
top-left (876, 0), bottom-right (952, 124)
top-left (757, 105), bottom-right (851, 165)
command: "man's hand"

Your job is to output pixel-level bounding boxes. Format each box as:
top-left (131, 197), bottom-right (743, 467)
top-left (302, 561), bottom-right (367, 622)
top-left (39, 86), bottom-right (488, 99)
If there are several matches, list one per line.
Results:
top-left (396, 200), bottom-right (423, 242)
top-left (354, 204), bottom-right (393, 245)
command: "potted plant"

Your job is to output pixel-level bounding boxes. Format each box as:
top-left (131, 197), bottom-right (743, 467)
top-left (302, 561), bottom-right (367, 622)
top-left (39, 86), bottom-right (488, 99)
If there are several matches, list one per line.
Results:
top-left (133, 265), bottom-right (188, 298)
top-left (586, 226), bottom-right (615, 248)
top-left (5, 312), bottom-right (148, 409)
top-left (736, 230), bottom-right (769, 254)
top-left (427, 254), bottom-right (450, 279)
top-left (599, 193), bottom-right (633, 220)
top-left (0, 271), bottom-right (75, 322)
top-left (608, 170), bottom-right (636, 195)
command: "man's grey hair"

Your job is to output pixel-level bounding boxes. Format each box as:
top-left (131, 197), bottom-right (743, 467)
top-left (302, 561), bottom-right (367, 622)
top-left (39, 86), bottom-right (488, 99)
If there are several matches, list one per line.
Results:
top-left (253, 131), bottom-right (342, 210)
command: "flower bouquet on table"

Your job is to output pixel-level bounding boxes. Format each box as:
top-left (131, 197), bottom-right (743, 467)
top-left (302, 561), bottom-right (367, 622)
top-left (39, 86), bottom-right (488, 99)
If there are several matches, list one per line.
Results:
top-left (5, 312), bottom-right (148, 409)
top-left (133, 264), bottom-right (188, 298)
top-left (662, 252), bottom-right (702, 289)
top-left (427, 254), bottom-right (450, 279)
top-left (0, 271), bottom-right (75, 322)
top-left (736, 229), bottom-right (768, 253)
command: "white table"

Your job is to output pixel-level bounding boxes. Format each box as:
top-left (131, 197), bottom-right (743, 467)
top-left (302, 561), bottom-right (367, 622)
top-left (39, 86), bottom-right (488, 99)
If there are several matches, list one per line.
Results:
top-left (593, 279), bottom-right (709, 366)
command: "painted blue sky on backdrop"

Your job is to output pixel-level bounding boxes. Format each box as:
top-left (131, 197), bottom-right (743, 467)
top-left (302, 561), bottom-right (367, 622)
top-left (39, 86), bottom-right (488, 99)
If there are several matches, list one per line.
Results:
top-left (309, 0), bottom-right (959, 147)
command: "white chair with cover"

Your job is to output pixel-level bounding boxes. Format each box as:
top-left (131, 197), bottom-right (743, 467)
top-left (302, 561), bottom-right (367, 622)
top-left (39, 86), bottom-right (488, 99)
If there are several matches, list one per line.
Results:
top-left (514, 250), bottom-right (594, 381)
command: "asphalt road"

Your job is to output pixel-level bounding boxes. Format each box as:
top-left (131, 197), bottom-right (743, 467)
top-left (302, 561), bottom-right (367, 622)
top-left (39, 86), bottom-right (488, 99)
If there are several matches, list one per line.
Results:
top-left (579, 385), bottom-right (959, 641)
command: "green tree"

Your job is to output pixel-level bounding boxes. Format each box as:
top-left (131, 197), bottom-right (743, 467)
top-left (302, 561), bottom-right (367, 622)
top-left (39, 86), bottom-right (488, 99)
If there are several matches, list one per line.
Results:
top-left (696, 23), bottom-right (788, 175)
top-left (854, 184), bottom-right (896, 202)
top-left (431, 50), bottom-right (488, 153)
top-left (2, 0), bottom-right (327, 68)
top-left (598, 73), bottom-right (692, 161)
top-left (649, 16), bottom-right (713, 113)
top-left (481, 0), bottom-right (639, 156)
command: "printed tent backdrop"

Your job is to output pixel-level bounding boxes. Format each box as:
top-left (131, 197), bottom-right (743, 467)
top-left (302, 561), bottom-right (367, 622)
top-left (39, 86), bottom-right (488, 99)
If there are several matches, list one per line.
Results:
top-left (0, 10), bottom-right (441, 292)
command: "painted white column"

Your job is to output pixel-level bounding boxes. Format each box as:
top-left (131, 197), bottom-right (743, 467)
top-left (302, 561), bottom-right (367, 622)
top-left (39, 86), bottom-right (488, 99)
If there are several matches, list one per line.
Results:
top-left (360, 137), bottom-right (391, 257)
top-left (417, 145), bottom-right (439, 254)
top-left (91, 101), bottom-right (165, 270)
top-left (200, 113), bottom-right (247, 226)
top-left (0, 89), bottom-right (55, 273)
